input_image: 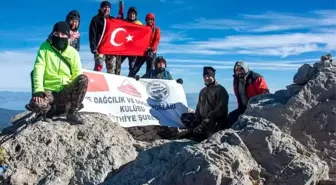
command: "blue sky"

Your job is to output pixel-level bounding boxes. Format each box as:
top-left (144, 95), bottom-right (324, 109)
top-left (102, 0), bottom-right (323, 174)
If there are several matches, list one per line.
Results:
top-left (0, 0), bottom-right (335, 94)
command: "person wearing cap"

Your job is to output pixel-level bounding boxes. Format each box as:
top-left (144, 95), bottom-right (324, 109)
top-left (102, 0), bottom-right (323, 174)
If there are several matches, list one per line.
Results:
top-left (89, 1), bottom-right (118, 74)
top-left (228, 61), bottom-right (269, 125)
top-left (137, 56), bottom-right (182, 83)
top-left (124, 7), bottom-right (142, 25)
top-left (181, 66), bottom-right (229, 141)
top-left (46, 10), bottom-right (81, 51)
top-left (66, 10), bottom-right (81, 51)
top-left (129, 13), bottom-right (161, 77)
top-left (26, 21), bottom-right (88, 125)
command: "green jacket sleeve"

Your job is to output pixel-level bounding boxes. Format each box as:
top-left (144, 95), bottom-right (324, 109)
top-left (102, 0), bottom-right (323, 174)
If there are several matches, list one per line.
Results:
top-left (71, 50), bottom-right (82, 80)
top-left (33, 45), bottom-right (47, 93)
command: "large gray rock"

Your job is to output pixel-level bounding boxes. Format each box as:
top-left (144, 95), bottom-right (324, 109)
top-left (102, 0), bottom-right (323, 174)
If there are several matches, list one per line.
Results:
top-left (234, 63), bottom-right (336, 179)
top-left (105, 117), bottom-right (329, 185)
top-left (0, 113), bottom-right (138, 185)
top-left (104, 131), bottom-right (263, 185)
top-left (236, 116), bottom-right (329, 184)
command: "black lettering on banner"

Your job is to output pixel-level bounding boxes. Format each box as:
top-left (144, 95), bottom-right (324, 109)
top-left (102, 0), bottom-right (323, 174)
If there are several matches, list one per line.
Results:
top-left (85, 96), bottom-right (92, 102)
top-left (120, 105), bottom-right (146, 113)
top-left (92, 96), bottom-right (127, 104)
top-left (138, 114), bottom-right (157, 122)
top-left (149, 103), bottom-right (176, 111)
top-left (94, 97), bottom-right (98, 103)
top-left (126, 97), bottom-right (136, 103)
top-left (108, 114), bottom-right (137, 122)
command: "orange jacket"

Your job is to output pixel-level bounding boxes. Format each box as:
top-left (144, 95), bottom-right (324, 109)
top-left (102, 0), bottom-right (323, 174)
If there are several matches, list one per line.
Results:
top-left (233, 71), bottom-right (269, 108)
top-left (149, 27), bottom-right (160, 51)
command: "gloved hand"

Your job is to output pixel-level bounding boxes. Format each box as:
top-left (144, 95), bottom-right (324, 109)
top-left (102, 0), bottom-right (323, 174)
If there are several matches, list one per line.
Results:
top-left (176, 78), bottom-right (183, 84)
top-left (135, 75), bottom-right (140, 81)
top-left (147, 48), bottom-right (155, 59)
top-left (193, 119), bottom-right (209, 134)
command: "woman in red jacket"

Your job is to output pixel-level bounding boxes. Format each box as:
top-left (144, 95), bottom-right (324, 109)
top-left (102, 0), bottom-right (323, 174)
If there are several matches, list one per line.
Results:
top-left (128, 13), bottom-right (161, 77)
top-left (228, 61), bottom-right (270, 126)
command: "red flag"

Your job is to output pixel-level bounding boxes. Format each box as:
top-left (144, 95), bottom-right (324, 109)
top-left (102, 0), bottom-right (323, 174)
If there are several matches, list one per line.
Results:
top-left (83, 71), bottom-right (110, 92)
top-left (97, 18), bottom-right (152, 56)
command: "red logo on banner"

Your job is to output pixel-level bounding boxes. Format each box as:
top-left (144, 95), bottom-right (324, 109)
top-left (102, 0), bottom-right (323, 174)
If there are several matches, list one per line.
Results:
top-left (83, 71), bottom-right (110, 92)
top-left (117, 79), bottom-right (141, 97)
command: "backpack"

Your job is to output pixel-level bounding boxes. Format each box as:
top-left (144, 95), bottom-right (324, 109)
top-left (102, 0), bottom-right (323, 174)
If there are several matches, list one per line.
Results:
top-left (150, 69), bottom-right (169, 79)
top-left (293, 64), bottom-right (315, 85)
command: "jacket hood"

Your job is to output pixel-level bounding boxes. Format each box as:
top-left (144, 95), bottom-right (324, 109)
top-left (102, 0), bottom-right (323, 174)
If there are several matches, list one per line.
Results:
top-left (66, 10), bottom-right (80, 31)
top-left (234, 61), bottom-right (249, 74)
top-left (154, 56), bottom-right (166, 70)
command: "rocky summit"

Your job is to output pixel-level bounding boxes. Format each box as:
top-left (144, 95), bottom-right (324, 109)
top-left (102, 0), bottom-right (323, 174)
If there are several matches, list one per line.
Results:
top-left (0, 61), bottom-right (335, 185)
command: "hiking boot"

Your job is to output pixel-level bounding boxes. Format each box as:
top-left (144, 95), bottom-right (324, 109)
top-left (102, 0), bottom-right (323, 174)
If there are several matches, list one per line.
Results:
top-left (67, 110), bottom-right (86, 125)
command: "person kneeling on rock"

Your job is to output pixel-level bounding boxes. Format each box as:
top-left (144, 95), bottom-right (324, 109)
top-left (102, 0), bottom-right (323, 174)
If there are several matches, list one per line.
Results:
top-left (135, 56), bottom-right (183, 84)
top-left (180, 66), bottom-right (229, 141)
top-left (228, 61), bottom-right (270, 126)
top-left (25, 21), bottom-right (89, 124)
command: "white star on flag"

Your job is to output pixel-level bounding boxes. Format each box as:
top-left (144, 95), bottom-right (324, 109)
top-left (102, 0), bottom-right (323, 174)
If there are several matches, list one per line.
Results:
top-left (126, 34), bottom-right (133, 42)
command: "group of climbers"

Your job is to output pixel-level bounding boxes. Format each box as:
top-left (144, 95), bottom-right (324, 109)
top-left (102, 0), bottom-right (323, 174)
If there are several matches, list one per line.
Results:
top-left (181, 62), bottom-right (270, 141)
top-left (89, 1), bottom-right (162, 80)
top-left (24, 0), bottom-right (331, 142)
top-left (24, 0), bottom-right (173, 125)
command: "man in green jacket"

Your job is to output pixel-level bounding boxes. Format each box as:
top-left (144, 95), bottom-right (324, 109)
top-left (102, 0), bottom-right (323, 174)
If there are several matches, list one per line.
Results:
top-left (26, 21), bottom-right (89, 124)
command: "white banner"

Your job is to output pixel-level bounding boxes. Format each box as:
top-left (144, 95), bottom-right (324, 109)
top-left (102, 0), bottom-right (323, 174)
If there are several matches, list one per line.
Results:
top-left (80, 70), bottom-right (188, 127)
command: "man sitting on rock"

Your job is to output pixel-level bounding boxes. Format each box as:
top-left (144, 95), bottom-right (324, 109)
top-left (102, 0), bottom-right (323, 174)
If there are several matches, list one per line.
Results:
top-left (26, 21), bottom-right (89, 124)
top-left (228, 61), bottom-right (269, 125)
top-left (180, 66), bottom-right (229, 141)
top-left (135, 56), bottom-right (183, 84)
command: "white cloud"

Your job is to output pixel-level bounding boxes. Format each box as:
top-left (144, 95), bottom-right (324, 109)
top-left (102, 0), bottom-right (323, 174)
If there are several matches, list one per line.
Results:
top-left (159, 31), bottom-right (336, 57)
top-left (171, 10), bottom-right (336, 32)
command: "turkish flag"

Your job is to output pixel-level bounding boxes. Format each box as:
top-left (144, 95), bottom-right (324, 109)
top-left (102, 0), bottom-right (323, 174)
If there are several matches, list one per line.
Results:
top-left (97, 18), bottom-right (152, 56)
top-left (83, 71), bottom-right (110, 92)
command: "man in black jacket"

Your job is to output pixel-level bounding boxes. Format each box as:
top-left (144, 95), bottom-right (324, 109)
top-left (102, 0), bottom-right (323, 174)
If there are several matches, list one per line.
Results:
top-left (181, 66), bottom-right (229, 141)
top-left (89, 1), bottom-right (119, 74)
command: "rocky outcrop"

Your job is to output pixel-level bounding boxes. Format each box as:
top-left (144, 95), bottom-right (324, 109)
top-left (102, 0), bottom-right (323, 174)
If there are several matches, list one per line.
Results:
top-left (0, 61), bottom-right (334, 185)
top-left (234, 62), bottom-right (336, 179)
top-left (104, 118), bottom-right (329, 185)
top-left (0, 113), bottom-right (138, 185)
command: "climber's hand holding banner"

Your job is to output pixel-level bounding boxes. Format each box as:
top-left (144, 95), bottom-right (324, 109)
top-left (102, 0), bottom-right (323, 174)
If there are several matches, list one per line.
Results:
top-left (80, 70), bottom-right (188, 127)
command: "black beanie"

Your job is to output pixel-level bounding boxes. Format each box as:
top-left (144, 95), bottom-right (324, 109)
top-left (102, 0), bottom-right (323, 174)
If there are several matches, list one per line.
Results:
top-left (52, 21), bottom-right (70, 37)
top-left (203, 66), bottom-right (216, 77)
top-left (100, 1), bottom-right (111, 8)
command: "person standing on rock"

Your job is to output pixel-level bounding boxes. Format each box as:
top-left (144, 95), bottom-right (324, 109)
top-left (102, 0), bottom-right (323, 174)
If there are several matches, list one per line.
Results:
top-left (66, 10), bottom-right (81, 51)
top-left (180, 66), bottom-right (229, 141)
top-left (119, 7), bottom-right (143, 77)
top-left (25, 21), bottom-right (88, 125)
top-left (89, 1), bottom-right (119, 74)
top-left (46, 10), bottom-right (81, 51)
top-left (129, 13), bottom-right (161, 77)
top-left (228, 61), bottom-right (270, 125)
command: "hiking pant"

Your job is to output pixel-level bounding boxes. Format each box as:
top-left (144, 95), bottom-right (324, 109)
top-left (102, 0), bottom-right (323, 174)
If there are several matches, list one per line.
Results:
top-left (180, 112), bottom-right (219, 141)
top-left (228, 107), bottom-right (246, 126)
top-left (120, 56), bottom-right (138, 77)
top-left (28, 74), bottom-right (89, 114)
top-left (94, 55), bottom-right (120, 74)
top-left (128, 53), bottom-right (156, 77)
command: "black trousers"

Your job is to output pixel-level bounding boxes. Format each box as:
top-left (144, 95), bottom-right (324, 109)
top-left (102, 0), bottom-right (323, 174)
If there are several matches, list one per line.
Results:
top-left (228, 107), bottom-right (246, 126)
top-left (126, 53), bottom-right (156, 77)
